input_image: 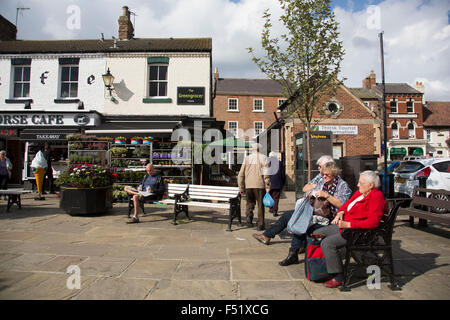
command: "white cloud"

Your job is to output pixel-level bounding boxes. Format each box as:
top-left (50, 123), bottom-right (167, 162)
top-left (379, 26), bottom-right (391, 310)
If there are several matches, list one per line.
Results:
top-left (1, 0), bottom-right (449, 100)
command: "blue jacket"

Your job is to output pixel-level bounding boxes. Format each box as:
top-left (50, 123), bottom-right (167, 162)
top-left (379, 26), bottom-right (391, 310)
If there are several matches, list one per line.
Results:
top-left (269, 159), bottom-right (286, 190)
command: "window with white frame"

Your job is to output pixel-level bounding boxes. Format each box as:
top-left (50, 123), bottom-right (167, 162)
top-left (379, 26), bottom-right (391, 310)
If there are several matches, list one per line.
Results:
top-left (253, 98), bottom-right (264, 111)
top-left (12, 65), bottom-right (31, 98)
top-left (149, 65), bottom-right (168, 97)
top-left (278, 99), bottom-right (287, 112)
top-left (254, 121), bottom-right (264, 136)
top-left (390, 99), bottom-right (397, 113)
top-left (391, 123), bottom-right (399, 138)
top-left (228, 98), bottom-right (238, 111)
top-left (408, 123), bottom-right (415, 138)
top-left (60, 65), bottom-right (79, 98)
top-left (228, 121), bottom-right (238, 137)
top-left (406, 99), bottom-right (414, 113)
top-left (426, 129), bottom-right (431, 142)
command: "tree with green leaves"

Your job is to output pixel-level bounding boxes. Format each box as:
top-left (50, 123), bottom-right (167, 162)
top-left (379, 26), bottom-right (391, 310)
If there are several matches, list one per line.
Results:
top-left (248, 0), bottom-right (345, 181)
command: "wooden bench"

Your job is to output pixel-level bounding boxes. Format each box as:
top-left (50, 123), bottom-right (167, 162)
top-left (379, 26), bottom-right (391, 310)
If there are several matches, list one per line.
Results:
top-left (0, 189), bottom-right (33, 213)
top-left (339, 201), bottom-right (404, 291)
top-left (398, 187), bottom-right (450, 227)
top-left (160, 183), bottom-right (242, 231)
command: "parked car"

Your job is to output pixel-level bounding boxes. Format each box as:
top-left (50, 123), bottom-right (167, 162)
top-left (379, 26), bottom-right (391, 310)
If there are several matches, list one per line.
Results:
top-left (394, 158), bottom-right (450, 212)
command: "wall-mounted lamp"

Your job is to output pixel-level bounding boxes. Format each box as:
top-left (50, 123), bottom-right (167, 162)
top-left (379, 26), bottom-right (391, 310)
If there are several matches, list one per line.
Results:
top-left (78, 101), bottom-right (84, 110)
top-left (102, 68), bottom-right (115, 96)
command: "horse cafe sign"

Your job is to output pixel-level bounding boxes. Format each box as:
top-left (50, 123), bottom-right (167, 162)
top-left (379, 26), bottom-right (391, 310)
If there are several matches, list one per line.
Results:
top-left (0, 113), bottom-right (98, 127)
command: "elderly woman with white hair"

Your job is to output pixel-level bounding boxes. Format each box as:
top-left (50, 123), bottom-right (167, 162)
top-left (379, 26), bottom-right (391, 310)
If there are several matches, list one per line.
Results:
top-left (315, 170), bottom-right (386, 288)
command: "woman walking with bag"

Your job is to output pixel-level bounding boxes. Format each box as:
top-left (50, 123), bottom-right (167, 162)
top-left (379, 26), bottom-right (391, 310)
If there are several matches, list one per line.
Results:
top-left (0, 150), bottom-right (13, 200)
top-left (278, 162), bottom-right (351, 266)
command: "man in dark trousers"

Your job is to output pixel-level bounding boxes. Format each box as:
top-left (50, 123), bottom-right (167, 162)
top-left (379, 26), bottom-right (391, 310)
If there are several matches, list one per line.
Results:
top-left (268, 151), bottom-right (286, 217)
top-left (43, 144), bottom-right (55, 194)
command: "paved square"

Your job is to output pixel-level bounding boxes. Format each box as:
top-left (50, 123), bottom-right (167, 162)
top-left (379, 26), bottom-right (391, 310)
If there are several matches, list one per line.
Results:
top-left (0, 193), bottom-right (449, 299)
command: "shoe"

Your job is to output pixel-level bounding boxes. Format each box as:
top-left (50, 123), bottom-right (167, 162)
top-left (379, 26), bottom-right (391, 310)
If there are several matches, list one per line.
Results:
top-left (323, 278), bottom-right (343, 288)
top-left (253, 233), bottom-right (270, 245)
top-left (273, 212), bottom-right (279, 217)
top-left (279, 247), bottom-right (299, 266)
top-left (246, 222), bottom-right (254, 228)
top-left (257, 226), bottom-right (265, 231)
top-left (127, 216), bottom-right (140, 224)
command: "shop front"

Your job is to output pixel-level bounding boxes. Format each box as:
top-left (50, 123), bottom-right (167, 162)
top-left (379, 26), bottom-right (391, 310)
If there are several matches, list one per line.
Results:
top-left (0, 111), bottom-right (101, 187)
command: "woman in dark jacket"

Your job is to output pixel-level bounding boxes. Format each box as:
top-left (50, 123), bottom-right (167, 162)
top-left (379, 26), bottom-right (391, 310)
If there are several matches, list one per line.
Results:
top-left (268, 152), bottom-right (285, 217)
top-left (316, 170), bottom-right (386, 288)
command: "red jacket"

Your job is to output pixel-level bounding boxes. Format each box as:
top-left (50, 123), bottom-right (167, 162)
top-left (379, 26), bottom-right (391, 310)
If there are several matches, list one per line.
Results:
top-left (339, 189), bottom-right (386, 229)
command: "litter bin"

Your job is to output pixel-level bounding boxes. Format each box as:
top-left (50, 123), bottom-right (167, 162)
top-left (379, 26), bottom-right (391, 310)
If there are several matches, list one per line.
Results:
top-left (340, 155), bottom-right (379, 194)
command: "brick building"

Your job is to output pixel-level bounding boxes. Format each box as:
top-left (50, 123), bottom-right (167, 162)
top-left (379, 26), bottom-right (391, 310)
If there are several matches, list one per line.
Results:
top-left (213, 69), bottom-right (286, 140)
top-left (359, 71), bottom-right (426, 160)
top-left (281, 85), bottom-right (381, 186)
top-left (423, 101), bottom-right (450, 158)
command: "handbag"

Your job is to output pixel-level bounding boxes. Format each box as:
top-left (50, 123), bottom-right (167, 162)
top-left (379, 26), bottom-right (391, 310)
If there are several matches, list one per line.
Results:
top-left (309, 196), bottom-right (331, 220)
top-left (286, 196), bottom-right (314, 235)
top-left (305, 236), bottom-right (329, 281)
top-left (263, 192), bottom-right (274, 207)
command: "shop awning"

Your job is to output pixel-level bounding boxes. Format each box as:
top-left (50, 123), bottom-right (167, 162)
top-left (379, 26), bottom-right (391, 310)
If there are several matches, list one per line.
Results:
top-left (413, 148), bottom-right (424, 155)
top-left (390, 147), bottom-right (407, 155)
top-left (207, 136), bottom-right (252, 148)
top-left (84, 120), bottom-right (179, 137)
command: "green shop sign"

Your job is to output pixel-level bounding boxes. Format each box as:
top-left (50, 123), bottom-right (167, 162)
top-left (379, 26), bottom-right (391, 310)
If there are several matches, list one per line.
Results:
top-left (390, 147), bottom-right (406, 155)
top-left (177, 87), bottom-right (205, 105)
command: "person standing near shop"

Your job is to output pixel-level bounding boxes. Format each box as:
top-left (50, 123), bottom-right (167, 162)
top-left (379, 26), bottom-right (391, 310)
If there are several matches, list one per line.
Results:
top-left (0, 150), bottom-right (13, 200)
top-left (238, 143), bottom-right (271, 231)
top-left (43, 144), bottom-right (55, 194)
top-left (268, 151), bottom-right (285, 217)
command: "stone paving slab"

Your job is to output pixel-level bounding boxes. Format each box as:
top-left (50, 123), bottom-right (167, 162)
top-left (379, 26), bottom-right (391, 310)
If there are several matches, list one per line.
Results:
top-left (0, 193), bottom-right (449, 300)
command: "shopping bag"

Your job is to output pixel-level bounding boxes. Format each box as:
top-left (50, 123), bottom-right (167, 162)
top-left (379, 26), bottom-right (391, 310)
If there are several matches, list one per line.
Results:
top-left (305, 236), bottom-right (329, 282)
top-left (263, 192), bottom-right (275, 207)
top-left (286, 197), bottom-right (314, 235)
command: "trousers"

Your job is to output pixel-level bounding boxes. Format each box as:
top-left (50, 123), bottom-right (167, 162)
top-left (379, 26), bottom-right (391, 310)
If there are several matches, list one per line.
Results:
top-left (245, 188), bottom-right (266, 229)
top-left (314, 224), bottom-right (347, 274)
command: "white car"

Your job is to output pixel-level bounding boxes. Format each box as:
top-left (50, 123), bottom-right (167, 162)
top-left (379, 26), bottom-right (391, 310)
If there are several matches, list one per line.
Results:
top-left (394, 158), bottom-right (450, 212)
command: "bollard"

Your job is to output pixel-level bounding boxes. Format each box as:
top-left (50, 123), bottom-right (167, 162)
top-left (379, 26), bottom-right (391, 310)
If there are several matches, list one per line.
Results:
top-left (417, 176), bottom-right (428, 227)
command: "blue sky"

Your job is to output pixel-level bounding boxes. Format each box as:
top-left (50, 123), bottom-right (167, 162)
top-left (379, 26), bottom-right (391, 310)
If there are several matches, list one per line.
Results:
top-left (1, 0), bottom-right (449, 100)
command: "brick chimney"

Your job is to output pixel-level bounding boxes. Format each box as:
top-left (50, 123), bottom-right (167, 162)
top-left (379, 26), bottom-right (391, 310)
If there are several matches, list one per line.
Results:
top-left (214, 67), bottom-right (219, 82)
top-left (118, 6), bottom-right (134, 40)
top-left (362, 70), bottom-right (377, 89)
top-left (414, 81), bottom-right (425, 103)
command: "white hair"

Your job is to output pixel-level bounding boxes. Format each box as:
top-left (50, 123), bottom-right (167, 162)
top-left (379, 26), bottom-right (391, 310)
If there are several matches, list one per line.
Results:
top-left (316, 155), bottom-right (334, 166)
top-left (269, 151), bottom-right (280, 158)
top-left (251, 142), bottom-right (262, 152)
top-left (360, 170), bottom-right (380, 188)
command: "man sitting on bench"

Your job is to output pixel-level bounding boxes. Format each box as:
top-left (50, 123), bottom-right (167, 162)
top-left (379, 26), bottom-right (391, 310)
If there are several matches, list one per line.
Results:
top-left (124, 164), bottom-right (165, 224)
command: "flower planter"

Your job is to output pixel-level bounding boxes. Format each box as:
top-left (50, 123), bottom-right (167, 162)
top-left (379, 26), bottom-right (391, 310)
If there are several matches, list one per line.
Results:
top-left (60, 186), bottom-right (113, 216)
top-left (114, 140), bottom-right (125, 145)
top-left (143, 140), bottom-right (151, 145)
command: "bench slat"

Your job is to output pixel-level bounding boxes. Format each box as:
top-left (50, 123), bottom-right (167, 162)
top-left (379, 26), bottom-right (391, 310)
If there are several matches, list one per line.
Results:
top-left (188, 185), bottom-right (239, 192)
top-left (410, 197), bottom-right (450, 210)
top-left (398, 207), bottom-right (450, 224)
top-left (176, 201), bottom-right (230, 209)
top-left (188, 195), bottom-right (237, 202)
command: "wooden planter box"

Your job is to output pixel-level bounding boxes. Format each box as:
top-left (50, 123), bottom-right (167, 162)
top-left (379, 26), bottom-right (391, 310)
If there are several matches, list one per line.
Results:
top-left (60, 186), bottom-right (113, 216)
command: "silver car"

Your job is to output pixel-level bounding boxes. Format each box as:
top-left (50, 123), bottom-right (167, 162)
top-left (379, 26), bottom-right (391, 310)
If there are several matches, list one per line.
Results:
top-left (394, 158), bottom-right (450, 212)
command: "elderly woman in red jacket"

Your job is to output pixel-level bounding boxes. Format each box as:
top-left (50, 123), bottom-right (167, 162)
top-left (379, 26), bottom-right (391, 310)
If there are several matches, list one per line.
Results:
top-left (314, 170), bottom-right (386, 288)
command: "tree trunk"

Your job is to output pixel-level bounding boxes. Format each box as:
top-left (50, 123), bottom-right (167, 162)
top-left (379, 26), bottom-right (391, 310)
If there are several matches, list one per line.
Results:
top-left (306, 123), bottom-right (311, 182)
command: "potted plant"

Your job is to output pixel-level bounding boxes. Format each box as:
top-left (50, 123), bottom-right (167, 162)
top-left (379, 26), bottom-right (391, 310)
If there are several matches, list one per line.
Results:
top-left (114, 136), bottom-right (127, 144)
top-left (109, 147), bottom-right (128, 157)
top-left (56, 164), bottom-right (118, 215)
top-left (131, 136), bottom-right (143, 145)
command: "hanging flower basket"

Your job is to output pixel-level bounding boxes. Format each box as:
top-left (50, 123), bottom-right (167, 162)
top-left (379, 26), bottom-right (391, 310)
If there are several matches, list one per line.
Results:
top-left (114, 136), bottom-right (126, 144)
top-left (131, 136), bottom-right (143, 145)
top-left (143, 136), bottom-right (153, 144)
